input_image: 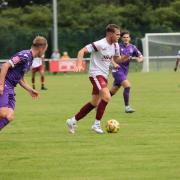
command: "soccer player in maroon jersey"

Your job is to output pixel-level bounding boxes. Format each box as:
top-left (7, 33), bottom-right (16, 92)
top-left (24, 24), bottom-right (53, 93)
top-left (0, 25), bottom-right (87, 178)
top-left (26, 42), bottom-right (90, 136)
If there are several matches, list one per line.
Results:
top-left (66, 24), bottom-right (129, 134)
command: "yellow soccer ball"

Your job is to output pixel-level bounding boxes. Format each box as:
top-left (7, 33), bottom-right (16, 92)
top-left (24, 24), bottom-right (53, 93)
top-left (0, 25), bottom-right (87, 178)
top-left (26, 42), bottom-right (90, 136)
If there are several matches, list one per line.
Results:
top-left (106, 119), bottom-right (120, 133)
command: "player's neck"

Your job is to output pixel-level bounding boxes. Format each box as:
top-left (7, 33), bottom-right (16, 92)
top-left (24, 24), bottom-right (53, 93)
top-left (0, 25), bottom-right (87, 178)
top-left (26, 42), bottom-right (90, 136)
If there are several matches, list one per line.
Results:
top-left (106, 37), bottom-right (113, 45)
top-left (123, 42), bottom-right (129, 47)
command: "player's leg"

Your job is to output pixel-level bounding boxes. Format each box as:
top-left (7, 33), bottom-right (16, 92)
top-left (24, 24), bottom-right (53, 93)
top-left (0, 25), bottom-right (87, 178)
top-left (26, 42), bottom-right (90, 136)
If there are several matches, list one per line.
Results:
top-left (0, 108), bottom-right (14, 131)
top-left (91, 76), bottom-right (111, 134)
top-left (66, 77), bottom-right (100, 133)
top-left (0, 88), bottom-right (16, 131)
top-left (121, 80), bottom-right (135, 113)
top-left (32, 68), bottom-right (37, 89)
top-left (91, 87), bottom-right (111, 134)
top-left (110, 85), bottom-right (120, 96)
top-left (39, 65), bottom-right (47, 90)
top-left (110, 71), bottom-right (123, 96)
top-left (66, 94), bottom-right (100, 134)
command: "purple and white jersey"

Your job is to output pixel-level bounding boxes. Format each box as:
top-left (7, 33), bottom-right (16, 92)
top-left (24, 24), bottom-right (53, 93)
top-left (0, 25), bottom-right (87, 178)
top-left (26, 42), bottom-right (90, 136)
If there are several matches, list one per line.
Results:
top-left (112, 43), bottom-right (142, 75)
top-left (5, 50), bottom-right (33, 87)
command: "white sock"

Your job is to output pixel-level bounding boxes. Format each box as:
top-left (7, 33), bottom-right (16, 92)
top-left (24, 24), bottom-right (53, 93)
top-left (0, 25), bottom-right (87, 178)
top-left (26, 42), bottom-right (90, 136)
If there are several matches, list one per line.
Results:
top-left (71, 117), bottom-right (77, 124)
top-left (95, 119), bottom-right (100, 125)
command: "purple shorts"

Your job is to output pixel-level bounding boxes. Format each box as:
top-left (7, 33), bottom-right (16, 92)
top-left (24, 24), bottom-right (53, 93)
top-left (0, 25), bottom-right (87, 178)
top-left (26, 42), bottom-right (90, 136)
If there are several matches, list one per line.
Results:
top-left (0, 84), bottom-right (16, 110)
top-left (112, 70), bottom-right (127, 87)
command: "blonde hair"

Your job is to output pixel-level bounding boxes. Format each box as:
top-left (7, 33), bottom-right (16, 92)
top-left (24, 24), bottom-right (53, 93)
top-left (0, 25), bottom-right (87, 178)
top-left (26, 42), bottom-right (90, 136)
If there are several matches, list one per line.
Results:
top-left (32, 36), bottom-right (47, 48)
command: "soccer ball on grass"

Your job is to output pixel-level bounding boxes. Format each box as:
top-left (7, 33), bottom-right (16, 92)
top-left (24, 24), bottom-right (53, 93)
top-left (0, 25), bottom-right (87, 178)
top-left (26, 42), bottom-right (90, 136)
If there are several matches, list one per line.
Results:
top-left (106, 119), bottom-right (120, 133)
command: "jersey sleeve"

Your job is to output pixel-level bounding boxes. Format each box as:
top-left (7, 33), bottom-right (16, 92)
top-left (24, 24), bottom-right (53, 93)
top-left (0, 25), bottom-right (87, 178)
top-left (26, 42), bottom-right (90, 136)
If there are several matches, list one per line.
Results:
top-left (9, 53), bottom-right (28, 68)
top-left (85, 40), bottom-right (102, 53)
top-left (133, 45), bottom-right (143, 57)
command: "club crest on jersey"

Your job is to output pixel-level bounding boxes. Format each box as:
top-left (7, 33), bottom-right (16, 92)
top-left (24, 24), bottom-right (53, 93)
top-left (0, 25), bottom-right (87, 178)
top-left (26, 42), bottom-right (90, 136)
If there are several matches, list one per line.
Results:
top-left (12, 56), bottom-right (20, 64)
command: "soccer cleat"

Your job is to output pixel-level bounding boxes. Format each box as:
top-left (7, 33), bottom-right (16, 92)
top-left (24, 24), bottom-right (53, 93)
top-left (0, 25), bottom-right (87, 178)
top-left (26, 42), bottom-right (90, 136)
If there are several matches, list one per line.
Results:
top-left (66, 119), bottom-right (76, 134)
top-left (125, 106), bottom-right (135, 113)
top-left (91, 124), bottom-right (104, 134)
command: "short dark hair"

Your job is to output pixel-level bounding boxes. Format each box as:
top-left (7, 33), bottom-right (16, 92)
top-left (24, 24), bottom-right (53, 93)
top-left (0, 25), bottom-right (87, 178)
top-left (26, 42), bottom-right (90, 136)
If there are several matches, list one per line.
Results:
top-left (121, 31), bottom-right (131, 37)
top-left (106, 24), bottom-right (120, 33)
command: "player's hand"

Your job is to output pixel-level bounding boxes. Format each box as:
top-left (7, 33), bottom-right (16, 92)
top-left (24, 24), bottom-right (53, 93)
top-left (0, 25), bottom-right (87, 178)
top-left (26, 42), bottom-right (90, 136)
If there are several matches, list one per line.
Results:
top-left (0, 84), bottom-right (4, 96)
top-left (76, 64), bottom-right (84, 72)
top-left (113, 63), bottom-right (120, 69)
top-left (174, 67), bottom-right (177, 72)
top-left (121, 55), bottom-right (130, 62)
top-left (29, 89), bottom-right (39, 99)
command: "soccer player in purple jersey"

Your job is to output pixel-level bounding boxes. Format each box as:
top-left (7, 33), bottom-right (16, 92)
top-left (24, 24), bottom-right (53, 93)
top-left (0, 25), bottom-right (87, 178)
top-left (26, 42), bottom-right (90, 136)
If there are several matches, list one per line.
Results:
top-left (110, 31), bottom-right (144, 113)
top-left (0, 36), bottom-right (48, 131)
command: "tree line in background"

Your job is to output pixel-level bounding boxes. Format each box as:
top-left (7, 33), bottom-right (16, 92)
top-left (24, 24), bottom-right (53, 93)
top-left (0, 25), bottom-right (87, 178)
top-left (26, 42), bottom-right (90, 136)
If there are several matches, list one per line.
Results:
top-left (0, 0), bottom-right (179, 58)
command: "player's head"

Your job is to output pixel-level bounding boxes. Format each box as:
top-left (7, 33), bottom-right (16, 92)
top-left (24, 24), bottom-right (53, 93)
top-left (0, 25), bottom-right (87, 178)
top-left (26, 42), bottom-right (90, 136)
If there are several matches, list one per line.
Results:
top-left (121, 31), bottom-right (131, 45)
top-left (32, 36), bottom-right (48, 57)
top-left (106, 24), bottom-right (120, 43)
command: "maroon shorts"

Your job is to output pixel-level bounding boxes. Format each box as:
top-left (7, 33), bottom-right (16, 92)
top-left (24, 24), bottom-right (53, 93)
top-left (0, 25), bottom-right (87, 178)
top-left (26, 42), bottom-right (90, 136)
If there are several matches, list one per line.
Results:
top-left (32, 65), bottom-right (44, 73)
top-left (89, 75), bottom-right (108, 95)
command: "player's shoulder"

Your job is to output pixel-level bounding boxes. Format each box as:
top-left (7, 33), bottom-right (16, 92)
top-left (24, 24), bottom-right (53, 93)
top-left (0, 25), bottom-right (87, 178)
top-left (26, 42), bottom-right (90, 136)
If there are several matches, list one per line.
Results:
top-left (15, 49), bottom-right (32, 59)
top-left (129, 43), bottom-right (137, 49)
top-left (94, 38), bottom-right (106, 45)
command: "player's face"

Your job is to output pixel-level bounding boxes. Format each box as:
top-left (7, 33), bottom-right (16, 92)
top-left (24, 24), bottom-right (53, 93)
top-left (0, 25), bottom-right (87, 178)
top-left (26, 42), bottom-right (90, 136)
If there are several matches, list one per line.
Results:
top-left (112, 28), bottom-right (121, 43)
top-left (38, 44), bottom-right (48, 57)
top-left (122, 34), bottom-right (131, 44)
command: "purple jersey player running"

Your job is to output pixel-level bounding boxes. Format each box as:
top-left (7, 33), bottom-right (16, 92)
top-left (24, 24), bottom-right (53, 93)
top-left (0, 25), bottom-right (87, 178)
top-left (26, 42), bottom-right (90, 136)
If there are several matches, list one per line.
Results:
top-left (0, 36), bottom-right (48, 131)
top-left (110, 31), bottom-right (144, 113)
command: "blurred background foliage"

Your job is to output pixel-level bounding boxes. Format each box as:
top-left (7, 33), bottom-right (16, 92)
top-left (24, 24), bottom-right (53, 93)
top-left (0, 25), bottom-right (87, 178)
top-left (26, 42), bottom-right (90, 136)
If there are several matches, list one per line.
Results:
top-left (0, 0), bottom-right (179, 58)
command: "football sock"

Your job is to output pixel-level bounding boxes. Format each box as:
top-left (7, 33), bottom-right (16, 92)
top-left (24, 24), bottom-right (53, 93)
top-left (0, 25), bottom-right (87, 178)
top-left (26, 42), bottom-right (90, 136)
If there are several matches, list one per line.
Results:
top-left (95, 119), bottom-right (100, 125)
top-left (0, 118), bottom-right (9, 130)
top-left (75, 102), bottom-right (95, 121)
top-left (96, 99), bottom-right (108, 120)
top-left (123, 87), bottom-right (130, 106)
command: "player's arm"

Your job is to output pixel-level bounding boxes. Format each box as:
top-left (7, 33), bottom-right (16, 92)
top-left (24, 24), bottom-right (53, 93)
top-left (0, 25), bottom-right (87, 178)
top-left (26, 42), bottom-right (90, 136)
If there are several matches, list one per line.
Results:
top-left (174, 58), bottom-right (180, 72)
top-left (19, 78), bottom-right (39, 99)
top-left (133, 47), bottom-right (144, 63)
top-left (0, 62), bottom-right (11, 95)
top-left (111, 58), bottom-right (120, 69)
top-left (134, 55), bottom-right (144, 63)
top-left (76, 47), bottom-right (89, 72)
top-left (113, 55), bottom-right (129, 63)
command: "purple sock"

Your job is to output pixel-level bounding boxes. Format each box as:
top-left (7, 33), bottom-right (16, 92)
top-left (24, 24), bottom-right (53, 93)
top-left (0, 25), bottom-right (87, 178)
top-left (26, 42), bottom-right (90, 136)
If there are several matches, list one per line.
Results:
top-left (123, 87), bottom-right (130, 106)
top-left (0, 118), bottom-right (9, 130)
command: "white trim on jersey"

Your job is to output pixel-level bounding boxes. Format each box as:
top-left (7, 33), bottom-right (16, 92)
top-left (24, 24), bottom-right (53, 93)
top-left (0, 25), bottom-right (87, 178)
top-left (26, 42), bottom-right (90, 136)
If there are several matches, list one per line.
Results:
top-left (93, 76), bottom-right (102, 90)
top-left (8, 60), bottom-right (14, 67)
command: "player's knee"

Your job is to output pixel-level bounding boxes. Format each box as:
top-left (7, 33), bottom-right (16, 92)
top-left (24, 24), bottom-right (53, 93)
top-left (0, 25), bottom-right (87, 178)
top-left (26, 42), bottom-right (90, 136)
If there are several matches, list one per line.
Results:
top-left (103, 94), bottom-right (111, 102)
top-left (6, 114), bottom-right (14, 122)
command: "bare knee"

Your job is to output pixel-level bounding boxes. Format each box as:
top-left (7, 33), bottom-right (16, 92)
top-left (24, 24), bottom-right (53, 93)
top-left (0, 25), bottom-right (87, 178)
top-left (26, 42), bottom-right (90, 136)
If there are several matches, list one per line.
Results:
top-left (7, 114), bottom-right (14, 121)
top-left (102, 94), bottom-right (111, 102)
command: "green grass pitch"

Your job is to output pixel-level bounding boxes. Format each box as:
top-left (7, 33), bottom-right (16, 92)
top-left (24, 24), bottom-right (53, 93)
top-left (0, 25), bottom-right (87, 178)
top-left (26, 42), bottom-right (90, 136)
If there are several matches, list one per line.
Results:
top-left (0, 71), bottom-right (180, 180)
